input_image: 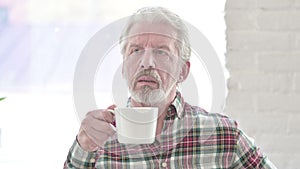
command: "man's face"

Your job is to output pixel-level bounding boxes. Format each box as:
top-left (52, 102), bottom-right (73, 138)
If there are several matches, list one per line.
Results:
top-left (122, 22), bottom-right (185, 106)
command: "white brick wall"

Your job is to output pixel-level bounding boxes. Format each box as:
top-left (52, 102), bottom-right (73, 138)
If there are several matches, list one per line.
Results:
top-left (258, 0), bottom-right (294, 9)
top-left (225, 0), bottom-right (300, 168)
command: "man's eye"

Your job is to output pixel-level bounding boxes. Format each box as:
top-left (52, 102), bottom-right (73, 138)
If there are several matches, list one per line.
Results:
top-left (154, 49), bottom-right (169, 56)
top-left (131, 48), bottom-right (143, 55)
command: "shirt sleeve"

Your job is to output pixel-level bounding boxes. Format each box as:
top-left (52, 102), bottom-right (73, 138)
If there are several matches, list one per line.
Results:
top-left (63, 138), bottom-right (98, 169)
top-left (231, 129), bottom-right (277, 169)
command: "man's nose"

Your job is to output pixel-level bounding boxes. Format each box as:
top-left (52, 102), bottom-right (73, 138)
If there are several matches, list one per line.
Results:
top-left (139, 49), bottom-right (155, 69)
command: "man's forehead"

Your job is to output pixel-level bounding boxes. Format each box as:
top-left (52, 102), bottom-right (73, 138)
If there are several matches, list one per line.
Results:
top-left (127, 34), bottom-right (176, 46)
top-left (128, 22), bottom-right (177, 39)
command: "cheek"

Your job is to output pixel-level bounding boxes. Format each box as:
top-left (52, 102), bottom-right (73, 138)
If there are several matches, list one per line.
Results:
top-left (123, 61), bottom-right (138, 81)
top-left (160, 72), bottom-right (177, 87)
top-left (160, 67), bottom-right (180, 80)
top-left (157, 59), bottom-right (182, 78)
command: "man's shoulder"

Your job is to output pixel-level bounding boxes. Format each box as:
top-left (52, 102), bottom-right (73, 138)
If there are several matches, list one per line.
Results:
top-left (183, 103), bottom-right (238, 130)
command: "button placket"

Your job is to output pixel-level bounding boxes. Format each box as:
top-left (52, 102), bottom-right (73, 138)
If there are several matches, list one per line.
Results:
top-left (161, 161), bottom-right (167, 168)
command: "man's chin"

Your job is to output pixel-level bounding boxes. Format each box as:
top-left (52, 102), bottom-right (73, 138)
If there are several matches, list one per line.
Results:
top-left (135, 85), bottom-right (157, 91)
top-left (130, 88), bottom-right (166, 106)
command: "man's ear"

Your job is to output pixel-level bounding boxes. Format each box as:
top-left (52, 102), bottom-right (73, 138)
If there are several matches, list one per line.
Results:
top-left (178, 61), bottom-right (190, 83)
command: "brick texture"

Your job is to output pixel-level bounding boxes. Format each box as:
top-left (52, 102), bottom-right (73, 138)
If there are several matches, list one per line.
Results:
top-left (225, 0), bottom-right (257, 9)
top-left (225, 11), bottom-right (257, 30)
top-left (295, 73), bottom-right (300, 93)
top-left (257, 11), bottom-right (300, 30)
top-left (225, 0), bottom-right (300, 168)
top-left (297, 0), bottom-right (300, 8)
top-left (258, 0), bottom-right (294, 9)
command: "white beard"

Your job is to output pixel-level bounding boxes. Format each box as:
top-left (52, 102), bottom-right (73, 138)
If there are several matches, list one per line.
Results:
top-left (130, 85), bottom-right (167, 106)
top-left (126, 69), bottom-right (177, 107)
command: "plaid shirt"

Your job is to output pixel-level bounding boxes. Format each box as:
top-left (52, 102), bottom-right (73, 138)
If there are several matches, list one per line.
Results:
top-left (64, 92), bottom-right (276, 169)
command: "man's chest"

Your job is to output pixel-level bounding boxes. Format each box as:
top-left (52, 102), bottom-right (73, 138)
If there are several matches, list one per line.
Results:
top-left (96, 133), bottom-right (235, 169)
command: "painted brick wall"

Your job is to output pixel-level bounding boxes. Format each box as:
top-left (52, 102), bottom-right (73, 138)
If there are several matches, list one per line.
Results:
top-left (225, 0), bottom-right (300, 168)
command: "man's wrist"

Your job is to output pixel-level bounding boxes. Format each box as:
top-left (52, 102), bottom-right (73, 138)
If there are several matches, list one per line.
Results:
top-left (66, 139), bottom-right (97, 168)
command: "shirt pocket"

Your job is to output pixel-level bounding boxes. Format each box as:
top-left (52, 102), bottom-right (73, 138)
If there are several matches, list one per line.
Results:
top-left (169, 154), bottom-right (220, 169)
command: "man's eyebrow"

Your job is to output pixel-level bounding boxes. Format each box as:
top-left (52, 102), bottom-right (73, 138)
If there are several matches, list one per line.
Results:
top-left (128, 44), bottom-right (142, 48)
top-left (127, 44), bottom-right (170, 50)
top-left (157, 45), bottom-right (170, 50)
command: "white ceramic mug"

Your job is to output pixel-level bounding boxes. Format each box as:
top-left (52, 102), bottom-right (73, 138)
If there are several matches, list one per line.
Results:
top-left (108, 107), bottom-right (158, 144)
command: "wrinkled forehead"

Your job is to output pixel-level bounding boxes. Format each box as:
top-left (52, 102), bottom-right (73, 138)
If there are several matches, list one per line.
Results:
top-left (127, 33), bottom-right (176, 47)
top-left (129, 22), bottom-right (177, 38)
top-left (123, 22), bottom-right (179, 51)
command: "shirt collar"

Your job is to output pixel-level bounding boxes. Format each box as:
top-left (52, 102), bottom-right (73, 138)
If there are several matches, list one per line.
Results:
top-left (127, 91), bottom-right (185, 119)
top-left (167, 91), bottom-right (184, 119)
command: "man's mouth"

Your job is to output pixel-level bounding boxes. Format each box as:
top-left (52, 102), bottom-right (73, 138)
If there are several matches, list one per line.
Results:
top-left (135, 76), bottom-right (158, 88)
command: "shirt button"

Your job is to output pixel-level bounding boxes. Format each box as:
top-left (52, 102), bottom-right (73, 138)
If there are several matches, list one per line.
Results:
top-left (161, 162), bottom-right (167, 168)
top-left (90, 158), bottom-right (95, 163)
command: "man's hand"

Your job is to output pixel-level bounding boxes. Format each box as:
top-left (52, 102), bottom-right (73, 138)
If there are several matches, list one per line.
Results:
top-left (77, 105), bottom-right (116, 152)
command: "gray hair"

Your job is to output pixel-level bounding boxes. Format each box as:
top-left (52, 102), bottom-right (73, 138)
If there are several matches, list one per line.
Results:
top-left (119, 7), bottom-right (191, 61)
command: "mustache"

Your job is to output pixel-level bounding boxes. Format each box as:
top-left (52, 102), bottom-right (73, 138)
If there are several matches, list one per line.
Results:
top-left (133, 69), bottom-right (162, 86)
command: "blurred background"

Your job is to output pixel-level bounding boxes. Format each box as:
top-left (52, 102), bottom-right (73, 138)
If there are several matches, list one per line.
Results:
top-left (0, 0), bottom-right (226, 168)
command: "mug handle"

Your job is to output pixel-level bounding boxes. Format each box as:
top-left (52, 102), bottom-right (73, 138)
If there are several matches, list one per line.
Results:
top-left (107, 109), bottom-right (116, 131)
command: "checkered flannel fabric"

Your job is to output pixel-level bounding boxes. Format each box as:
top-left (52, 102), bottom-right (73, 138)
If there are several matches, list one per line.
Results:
top-left (64, 92), bottom-right (276, 169)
